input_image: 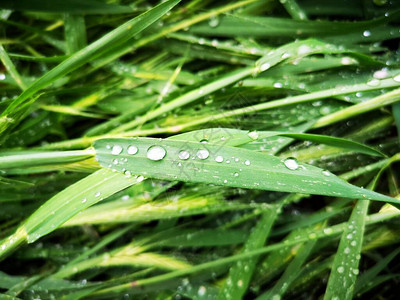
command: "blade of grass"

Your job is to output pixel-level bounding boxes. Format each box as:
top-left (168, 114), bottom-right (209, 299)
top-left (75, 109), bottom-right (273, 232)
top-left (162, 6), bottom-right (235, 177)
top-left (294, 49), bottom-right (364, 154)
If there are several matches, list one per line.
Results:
top-left (0, 0), bottom-right (181, 135)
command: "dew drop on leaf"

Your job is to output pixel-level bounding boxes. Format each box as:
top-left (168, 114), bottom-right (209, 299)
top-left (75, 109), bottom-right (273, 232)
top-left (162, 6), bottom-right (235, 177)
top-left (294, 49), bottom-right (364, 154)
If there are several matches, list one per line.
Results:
top-left (196, 149), bottom-right (209, 160)
top-left (111, 145), bottom-right (122, 155)
top-left (215, 155), bottom-right (224, 163)
top-left (283, 157), bottom-right (299, 170)
top-left (248, 131), bottom-right (259, 140)
top-left (245, 160), bottom-right (251, 166)
top-left (178, 150), bottom-right (190, 160)
top-left (127, 145), bottom-right (138, 155)
top-left (147, 145), bottom-right (166, 161)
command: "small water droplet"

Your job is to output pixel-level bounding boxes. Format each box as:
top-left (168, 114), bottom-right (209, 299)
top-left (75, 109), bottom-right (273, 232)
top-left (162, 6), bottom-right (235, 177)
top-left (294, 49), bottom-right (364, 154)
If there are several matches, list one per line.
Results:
top-left (95, 192), bottom-right (101, 197)
top-left (215, 155), bottom-right (224, 163)
top-left (233, 172), bottom-right (239, 177)
top-left (393, 74), bottom-right (400, 82)
top-left (127, 145), bottom-right (138, 155)
top-left (198, 286), bottom-right (206, 296)
top-left (259, 63), bottom-right (270, 71)
top-left (283, 157), bottom-right (299, 170)
top-left (178, 150), bottom-right (190, 160)
top-left (208, 16), bottom-right (219, 27)
top-left (244, 160), bottom-right (251, 166)
top-left (197, 149), bottom-right (209, 160)
top-left (147, 145), bottom-right (166, 161)
top-left (367, 78), bottom-right (380, 86)
top-left (322, 170), bottom-right (331, 176)
top-left (137, 175), bottom-right (145, 182)
top-left (363, 30), bottom-right (371, 37)
top-left (82, 198), bottom-right (87, 203)
top-left (337, 266), bottom-right (345, 274)
top-left (111, 145), bottom-right (122, 155)
top-left (373, 68), bottom-right (389, 79)
top-left (248, 131), bottom-right (259, 140)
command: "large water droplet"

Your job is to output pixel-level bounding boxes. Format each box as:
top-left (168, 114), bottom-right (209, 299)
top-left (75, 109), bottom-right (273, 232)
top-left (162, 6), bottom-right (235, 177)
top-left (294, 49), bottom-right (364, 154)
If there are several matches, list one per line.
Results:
top-left (127, 145), bottom-right (138, 155)
top-left (337, 266), bottom-right (345, 274)
top-left (283, 157), bottom-right (299, 170)
top-left (197, 149), bottom-right (209, 160)
top-left (147, 145), bottom-right (166, 161)
top-left (111, 145), bottom-right (122, 155)
top-left (178, 150), bottom-right (190, 160)
top-left (393, 74), bottom-right (400, 82)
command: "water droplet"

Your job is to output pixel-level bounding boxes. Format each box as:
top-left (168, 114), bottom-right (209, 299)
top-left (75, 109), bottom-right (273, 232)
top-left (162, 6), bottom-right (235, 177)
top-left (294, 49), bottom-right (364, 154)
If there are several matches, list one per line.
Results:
top-left (322, 170), bottom-right (331, 177)
top-left (367, 78), bottom-right (380, 86)
top-left (341, 57), bottom-right (354, 65)
top-left (244, 160), bottom-right (251, 166)
top-left (208, 16), bottom-right (219, 27)
top-left (137, 175), bottom-right (145, 182)
top-left (363, 30), bottom-right (371, 37)
top-left (111, 145), bottom-right (122, 155)
top-left (393, 74), bottom-right (400, 82)
top-left (271, 295), bottom-right (281, 300)
top-left (352, 268), bottom-right (360, 275)
top-left (178, 150), bottom-right (190, 160)
top-left (127, 145), bottom-right (138, 155)
top-left (82, 198), bottom-right (87, 203)
top-left (260, 62), bottom-right (270, 71)
top-left (337, 266), bottom-right (345, 274)
top-left (215, 155), bottom-right (224, 163)
top-left (196, 149), bottom-right (209, 160)
top-left (147, 145), bottom-right (166, 161)
top-left (373, 68), bottom-right (389, 79)
top-left (283, 157), bottom-right (299, 170)
top-left (323, 228), bottom-right (333, 234)
top-left (234, 172), bottom-right (239, 177)
top-left (198, 286), bottom-right (206, 296)
top-left (248, 131), bottom-right (259, 140)
top-left (95, 192), bottom-right (101, 197)
top-left (344, 247), bottom-right (350, 254)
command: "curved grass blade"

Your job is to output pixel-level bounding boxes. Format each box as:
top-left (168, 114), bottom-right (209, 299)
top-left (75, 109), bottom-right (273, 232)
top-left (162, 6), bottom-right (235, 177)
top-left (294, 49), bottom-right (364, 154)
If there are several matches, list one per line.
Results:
top-left (93, 137), bottom-right (397, 203)
top-left (0, 169), bottom-right (137, 261)
top-left (170, 128), bottom-right (385, 157)
top-left (0, 0), bottom-right (180, 135)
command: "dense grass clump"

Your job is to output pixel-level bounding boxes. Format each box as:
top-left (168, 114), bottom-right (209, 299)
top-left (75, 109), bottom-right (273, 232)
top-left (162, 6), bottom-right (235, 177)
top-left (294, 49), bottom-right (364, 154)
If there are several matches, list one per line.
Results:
top-left (1, 0), bottom-right (400, 299)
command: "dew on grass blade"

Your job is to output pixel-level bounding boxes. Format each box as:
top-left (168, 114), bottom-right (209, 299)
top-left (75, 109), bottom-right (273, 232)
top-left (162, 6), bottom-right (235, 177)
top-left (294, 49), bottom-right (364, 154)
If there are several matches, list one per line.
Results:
top-left (178, 150), bottom-right (190, 160)
top-left (147, 145), bottom-right (166, 161)
top-left (111, 145), bottom-right (123, 155)
top-left (127, 145), bottom-right (138, 155)
top-left (283, 157), bottom-right (299, 170)
top-left (215, 155), bottom-right (224, 163)
top-left (196, 149), bottom-right (209, 160)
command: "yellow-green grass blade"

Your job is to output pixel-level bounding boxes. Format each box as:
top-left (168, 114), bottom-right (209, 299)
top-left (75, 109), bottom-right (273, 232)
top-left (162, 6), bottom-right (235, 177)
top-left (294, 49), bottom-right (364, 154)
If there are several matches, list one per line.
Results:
top-left (0, 169), bottom-right (137, 261)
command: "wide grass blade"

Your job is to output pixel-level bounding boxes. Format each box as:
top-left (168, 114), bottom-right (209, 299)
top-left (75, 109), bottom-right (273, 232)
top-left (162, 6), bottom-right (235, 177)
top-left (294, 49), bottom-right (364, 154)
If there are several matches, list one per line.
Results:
top-left (94, 137), bottom-right (396, 202)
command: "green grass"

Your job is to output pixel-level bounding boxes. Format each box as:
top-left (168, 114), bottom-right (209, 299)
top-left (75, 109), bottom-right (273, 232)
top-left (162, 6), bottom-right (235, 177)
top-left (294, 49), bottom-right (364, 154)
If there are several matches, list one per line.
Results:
top-left (0, 0), bottom-right (400, 299)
